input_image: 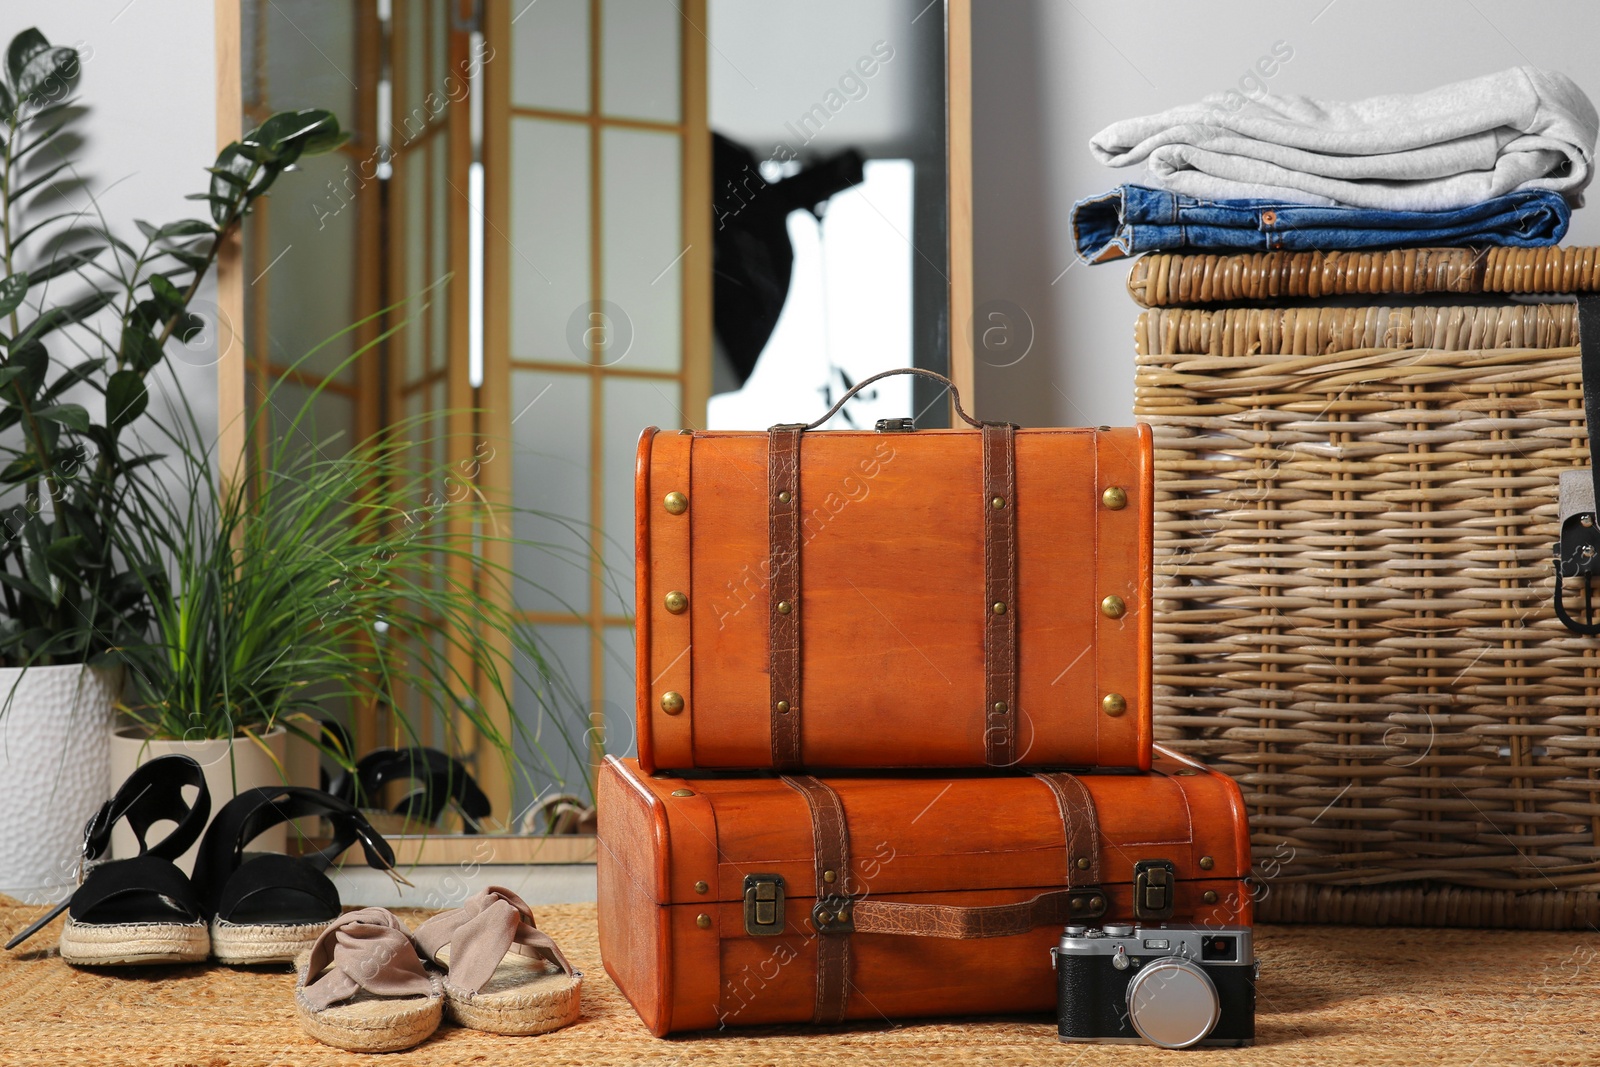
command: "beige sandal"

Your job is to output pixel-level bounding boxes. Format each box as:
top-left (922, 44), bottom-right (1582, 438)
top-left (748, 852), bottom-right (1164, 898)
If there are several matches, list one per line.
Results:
top-left (295, 908), bottom-right (443, 1052)
top-left (413, 886), bottom-right (582, 1035)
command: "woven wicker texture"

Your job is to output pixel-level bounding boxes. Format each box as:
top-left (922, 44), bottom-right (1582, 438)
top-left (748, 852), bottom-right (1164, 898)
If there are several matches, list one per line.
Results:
top-left (4, 897), bottom-right (1599, 1066)
top-left (1134, 302), bottom-right (1600, 922)
top-left (1127, 246), bottom-right (1600, 308)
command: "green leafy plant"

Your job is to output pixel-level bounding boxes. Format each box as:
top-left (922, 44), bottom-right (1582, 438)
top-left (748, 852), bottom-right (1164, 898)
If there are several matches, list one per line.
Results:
top-left (110, 308), bottom-right (591, 807)
top-left (0, 26), bottom-right (346, 666)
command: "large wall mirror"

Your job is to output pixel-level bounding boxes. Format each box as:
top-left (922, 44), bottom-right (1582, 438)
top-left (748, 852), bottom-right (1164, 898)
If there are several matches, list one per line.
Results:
top-left (704, 0), bottom-right (961, 430)
top-left (218, 0), bottom-right (972, 858)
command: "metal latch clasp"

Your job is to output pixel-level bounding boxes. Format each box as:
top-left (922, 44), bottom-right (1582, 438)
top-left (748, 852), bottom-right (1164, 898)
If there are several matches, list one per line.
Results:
top-left (743, 873), bottom-right (785, 936)
top-left (1133, 858), bottom-right (1177, 921)
top-left (875, 418), bottom-right (916, 433)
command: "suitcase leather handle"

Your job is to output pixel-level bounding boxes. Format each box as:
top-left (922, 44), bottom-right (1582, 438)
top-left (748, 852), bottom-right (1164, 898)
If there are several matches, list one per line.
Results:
top-left (846, 887), bottom-right (1106, 939)
top-left (779, 367), bottom-right (988, 431)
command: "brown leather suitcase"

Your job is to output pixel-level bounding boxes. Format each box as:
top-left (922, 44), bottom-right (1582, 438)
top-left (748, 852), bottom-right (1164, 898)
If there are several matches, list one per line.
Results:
top-left (597, 744), bottom-right (1251, 1035)
top-left (634, 369), bottom-right (1154, 773)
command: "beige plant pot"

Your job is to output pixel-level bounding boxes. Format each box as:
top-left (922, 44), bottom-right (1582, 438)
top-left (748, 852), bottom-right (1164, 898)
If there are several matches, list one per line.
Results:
top-left (109, 725), bottom-right (289, 874)
top-left (0, 665), bottom-right (118, 903)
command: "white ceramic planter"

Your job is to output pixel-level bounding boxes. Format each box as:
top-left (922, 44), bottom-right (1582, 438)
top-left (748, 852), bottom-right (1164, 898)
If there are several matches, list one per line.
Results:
top-left (110, 725), bottom-right (289, 874)
top-left (0, 665), bottom-right (117, 903)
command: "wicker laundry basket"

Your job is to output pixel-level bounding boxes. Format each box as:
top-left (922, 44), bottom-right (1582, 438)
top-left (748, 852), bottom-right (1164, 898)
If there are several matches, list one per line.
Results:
top-left (1128, 246), bottom-right (1600, 308)
top-left (1133, 299), bottom-right (1600, 929)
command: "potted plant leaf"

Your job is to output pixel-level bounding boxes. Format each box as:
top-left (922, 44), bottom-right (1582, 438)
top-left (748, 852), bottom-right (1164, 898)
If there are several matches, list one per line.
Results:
top-left (108, 312), bottom-right (586, 858)
top-left (0, 26), bottom-right (348, 897)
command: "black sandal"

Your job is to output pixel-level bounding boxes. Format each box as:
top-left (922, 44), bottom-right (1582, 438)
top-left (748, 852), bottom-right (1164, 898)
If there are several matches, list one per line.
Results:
top-left (193, 786), bottom-right (402, 965)
top-left (331, 746), bottom-right (492, 833)
top-left (6, 754), bottom-right (212, 966)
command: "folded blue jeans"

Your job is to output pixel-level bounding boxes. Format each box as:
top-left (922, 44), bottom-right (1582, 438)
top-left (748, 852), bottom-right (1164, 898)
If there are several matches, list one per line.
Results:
top-left (1072, 184), bottom-right (1570, 263)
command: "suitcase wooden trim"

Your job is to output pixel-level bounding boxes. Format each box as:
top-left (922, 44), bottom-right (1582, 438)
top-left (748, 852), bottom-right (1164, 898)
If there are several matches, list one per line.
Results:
top-left (597, 746), bottom-right (1251, 1034)
top-left (635, 424), bottom-right (1156, 772)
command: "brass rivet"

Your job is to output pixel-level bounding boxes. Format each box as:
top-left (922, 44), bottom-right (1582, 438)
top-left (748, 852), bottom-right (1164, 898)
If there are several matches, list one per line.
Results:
top-left (778, 490), bottom-right (792, 503)
top-left (1199, 856), bottom-right (1214, 870)
top-left (776, 700), bottom-right (790, 713)
top-left (777, 600), bottom-right (792, 615)
top-left (823, 869), bottom-right (836, 884)
top-left (671, 788), bottom-right (694, 797)
top-left (1203, 890), bottom-right (1219, 904)
top-left (837, 905), bottom-right (851, 921)
top-left (1070, 897), bottom-right (1084, 912)
top-left (694, 880), bottom-right (709, 894)
top-left (1102, 486), bottom-right (1128, 510)
top-left (992, 602), bottom-right (1006, 615)
top-left (1090, 895), bottom-right (1103, 909)
top-left (1097, 425), bottom-right (1111, 432)
top-left (1100, 595), bottom-right (1126, 619)
top-left (696, 913), bottom-right (712, 929)
top-left (663, 491), bottom-right (688, 515)
top-left (991, 496), bottom-right (1006, 509)
top-left (664, 590), bottom-right (688, 614)
top-left (1076, 857), bottom-right (1091, 870)
top-left (816, 910), bottom-right (832, 924)
top-left (661, 691), bottom-right (685, 715)
top-left (1102, 692), bottom-right (1127, 717)
top-left (993, 701), bottom-right (1007, 714)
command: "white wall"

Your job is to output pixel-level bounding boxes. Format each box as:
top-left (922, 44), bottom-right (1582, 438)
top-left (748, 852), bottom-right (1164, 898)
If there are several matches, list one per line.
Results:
top-left (15, 0), bottom-right (220, 443)
top-left (972, 0), bottom-right (1600, 426)
top-left (708, 0), bottom-right (937, 157)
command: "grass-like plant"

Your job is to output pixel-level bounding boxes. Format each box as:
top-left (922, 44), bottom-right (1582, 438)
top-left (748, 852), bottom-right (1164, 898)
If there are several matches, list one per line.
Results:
top-left (109, 306), bottom-right (594, 807)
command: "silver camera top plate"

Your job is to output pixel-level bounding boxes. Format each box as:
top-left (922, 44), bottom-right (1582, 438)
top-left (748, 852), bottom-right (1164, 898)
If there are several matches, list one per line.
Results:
top-left (1053, 923), bottom-right (1255, 967)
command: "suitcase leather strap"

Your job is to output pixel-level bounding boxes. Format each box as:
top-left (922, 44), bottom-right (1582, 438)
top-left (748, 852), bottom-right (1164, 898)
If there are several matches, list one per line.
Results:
top-left (767, 367), bottom-right (1020, 769)
top-left (780, 770), bottom-right (1108, 1016)
top-left (1035, 771), bottom-right (1103, 886)
top-left (769, 424), bottom-right (805, 769)
top-left (983, 423), bottom-right (1020, 765)
top-left (781, 774), bottom-right (853, 1024)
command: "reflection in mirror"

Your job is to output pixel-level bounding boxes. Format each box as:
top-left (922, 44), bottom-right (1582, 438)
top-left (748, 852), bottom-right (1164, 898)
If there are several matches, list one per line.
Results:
top-left (229, 0), bottom-right (964, 858)
top-left (706, 0), bottom-right (951, 430)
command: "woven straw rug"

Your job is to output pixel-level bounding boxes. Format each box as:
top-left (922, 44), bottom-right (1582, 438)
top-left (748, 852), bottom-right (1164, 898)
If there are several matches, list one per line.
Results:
top-left (0, 898), bottom-right (1595, 1066)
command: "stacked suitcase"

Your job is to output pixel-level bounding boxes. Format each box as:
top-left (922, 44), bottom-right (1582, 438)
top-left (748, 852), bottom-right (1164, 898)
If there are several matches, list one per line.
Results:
top-left (597, 370), bottom-right (1254, 1036)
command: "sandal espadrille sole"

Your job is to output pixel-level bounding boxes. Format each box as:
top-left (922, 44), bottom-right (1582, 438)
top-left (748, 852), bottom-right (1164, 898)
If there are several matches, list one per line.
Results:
top-left (58, 918), bottom-right (210, 966)
top-left (211, 918), bottom-right (331, 965)
top-left (443, 955), bottom-right (583, 1035)
top-left (294, 955), bottom-right (444, 1053)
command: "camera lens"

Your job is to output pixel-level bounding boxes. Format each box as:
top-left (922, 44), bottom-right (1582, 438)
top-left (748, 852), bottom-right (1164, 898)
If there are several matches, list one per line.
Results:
top-left (1125, 958), bottom-right (1221, 1049)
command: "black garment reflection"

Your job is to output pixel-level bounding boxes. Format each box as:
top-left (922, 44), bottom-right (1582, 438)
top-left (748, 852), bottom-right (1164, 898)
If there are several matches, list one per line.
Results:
top-left (712, 133), bottom-right (864, 387)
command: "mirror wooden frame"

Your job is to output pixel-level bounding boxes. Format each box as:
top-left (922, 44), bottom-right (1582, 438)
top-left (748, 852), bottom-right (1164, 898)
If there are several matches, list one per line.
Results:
top-left (210, 0), bottom-right (974, 864)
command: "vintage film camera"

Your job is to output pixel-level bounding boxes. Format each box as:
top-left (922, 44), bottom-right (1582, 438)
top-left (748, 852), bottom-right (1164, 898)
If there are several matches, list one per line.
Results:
top-left (1052, 923), bottom-right (1257, 1049)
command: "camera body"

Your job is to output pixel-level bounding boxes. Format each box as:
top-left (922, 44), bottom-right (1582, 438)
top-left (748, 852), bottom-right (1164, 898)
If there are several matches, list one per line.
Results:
top-left (1052, 923), bottom-right (1256, 1048)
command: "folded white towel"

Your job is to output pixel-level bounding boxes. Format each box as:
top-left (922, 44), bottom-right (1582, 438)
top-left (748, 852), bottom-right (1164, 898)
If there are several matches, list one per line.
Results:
top-left (1090, 66), bottom-right (1598, 211)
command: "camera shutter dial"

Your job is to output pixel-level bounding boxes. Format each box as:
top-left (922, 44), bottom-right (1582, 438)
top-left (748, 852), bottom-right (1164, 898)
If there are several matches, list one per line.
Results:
top-left (1125, 958), bottom-right (1222, 1049)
